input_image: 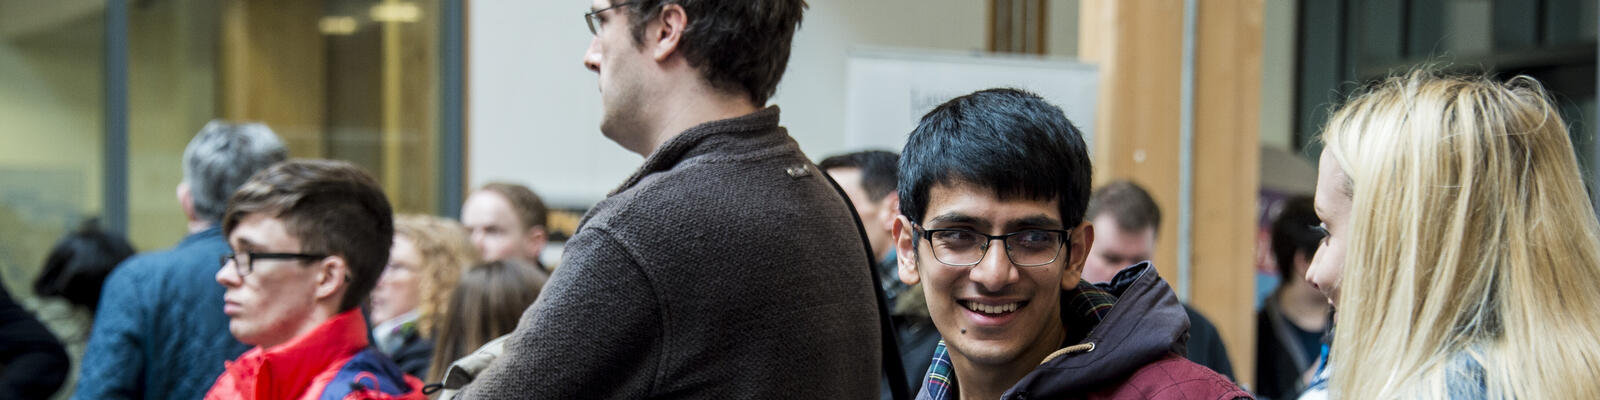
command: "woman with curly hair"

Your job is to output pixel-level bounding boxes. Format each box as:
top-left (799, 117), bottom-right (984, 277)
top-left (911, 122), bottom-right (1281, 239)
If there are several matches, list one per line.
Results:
top-left (371, 214), bottom-right (478, 378)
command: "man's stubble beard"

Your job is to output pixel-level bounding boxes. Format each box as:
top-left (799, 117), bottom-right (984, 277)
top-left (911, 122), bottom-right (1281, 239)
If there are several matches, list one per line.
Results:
top-left (599, 76), bottom-right (653, 153)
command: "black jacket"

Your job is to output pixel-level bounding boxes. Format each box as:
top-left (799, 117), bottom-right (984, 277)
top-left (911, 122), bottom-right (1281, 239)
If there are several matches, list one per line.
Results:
top-left (0, 276), bottom-right (70, 399)
top-left (1184, 303), bottom-right (1236, 381)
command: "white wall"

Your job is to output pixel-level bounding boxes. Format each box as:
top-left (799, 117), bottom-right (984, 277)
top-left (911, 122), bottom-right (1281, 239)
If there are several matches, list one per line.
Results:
top-left (468, 0), bottom-right (984, 208)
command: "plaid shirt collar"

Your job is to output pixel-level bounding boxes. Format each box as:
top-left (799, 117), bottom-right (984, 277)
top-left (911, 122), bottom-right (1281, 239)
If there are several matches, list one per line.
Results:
top-left (918, 281), bottom-right (1117, 400)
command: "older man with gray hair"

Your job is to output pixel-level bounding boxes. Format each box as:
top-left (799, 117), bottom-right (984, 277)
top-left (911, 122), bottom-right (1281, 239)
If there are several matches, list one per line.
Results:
top-left (76, 121), bottom-right (287, 400)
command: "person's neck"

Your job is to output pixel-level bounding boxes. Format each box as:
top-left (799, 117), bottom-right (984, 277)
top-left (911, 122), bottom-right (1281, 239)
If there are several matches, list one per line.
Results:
top-left (629, 87), bottom-right (759, 156)
top-left (873, 247), bottom-right (891, 264)
top-left (187, 219), bottom-right (213, 234)
top-left (952, 321), bottom-right (1066, 400)
top-left (261, 303), bottom-right (344, 350)
top-left (1278, 281), bottom-right (1330, 331)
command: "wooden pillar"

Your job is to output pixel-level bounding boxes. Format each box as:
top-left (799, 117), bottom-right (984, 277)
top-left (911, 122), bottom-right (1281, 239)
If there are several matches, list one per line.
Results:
top-left (1079, 0), bottom-right (1263, 389)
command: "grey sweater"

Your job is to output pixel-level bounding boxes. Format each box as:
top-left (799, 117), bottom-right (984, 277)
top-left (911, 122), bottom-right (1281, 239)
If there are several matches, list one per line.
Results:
top-left (459, 107), bottom-right (882, 399)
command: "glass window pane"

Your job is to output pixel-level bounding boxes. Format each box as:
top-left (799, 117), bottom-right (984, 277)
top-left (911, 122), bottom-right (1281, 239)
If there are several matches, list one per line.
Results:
top-left (128, 0), bottom-right (222, 251)
top-left (126, 0), bottom-right (445, 251)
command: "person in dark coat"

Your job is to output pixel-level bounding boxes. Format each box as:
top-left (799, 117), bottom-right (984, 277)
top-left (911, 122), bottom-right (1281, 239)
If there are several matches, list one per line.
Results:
top-left (1254, 196), bottom-right (1329, 399)
top-left (75, 121), bottom-right (286, 400)
top-left (1, 273), bottom-right (70, 400)
top-left (33, 218), bottom-right (135, 315)
top-left (889, 88), bottom-right (1250, 399)
top-left (1080, 180), bottom-right (1237, 381)
top-left (454, 0), bottom-right (881, 397)
top-left (820, 150), bottom-right (942, 399)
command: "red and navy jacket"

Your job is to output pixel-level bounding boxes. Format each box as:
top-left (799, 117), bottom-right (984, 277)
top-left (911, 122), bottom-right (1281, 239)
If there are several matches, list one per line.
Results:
top-left (205, 309), bottom-right (424, 400)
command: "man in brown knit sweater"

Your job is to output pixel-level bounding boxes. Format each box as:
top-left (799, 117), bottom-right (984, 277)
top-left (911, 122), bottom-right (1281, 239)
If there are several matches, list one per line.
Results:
top-left (456, 0), bottom-right (882, 398)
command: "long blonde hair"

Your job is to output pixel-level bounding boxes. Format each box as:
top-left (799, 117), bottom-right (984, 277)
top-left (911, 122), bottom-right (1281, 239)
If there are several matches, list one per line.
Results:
top-left (393, 214), bottom-right (478, 337)
top-left (1320, 70), bottom-right (1600, 399)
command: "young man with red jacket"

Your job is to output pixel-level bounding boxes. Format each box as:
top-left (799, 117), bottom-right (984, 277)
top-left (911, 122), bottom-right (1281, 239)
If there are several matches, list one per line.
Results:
top-left (891, 89), bottom-right (1252, 400)
top-left (206, 160), bottom-right (423, 400)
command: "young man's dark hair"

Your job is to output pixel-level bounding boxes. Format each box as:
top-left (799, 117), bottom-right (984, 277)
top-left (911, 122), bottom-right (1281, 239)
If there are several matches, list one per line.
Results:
top-left (1270, 195), bottom-right (1321, 282)
top-left (818, 150), bottom-right (900, 201)
top-left (1085, 180), bottom-right (1161, 232)
top-left (624, 0), bottom-right (808, 105)
top-left (899, 88), bottom-right (1093, 229)
top-left (222, 159), bottom-right (394, 311)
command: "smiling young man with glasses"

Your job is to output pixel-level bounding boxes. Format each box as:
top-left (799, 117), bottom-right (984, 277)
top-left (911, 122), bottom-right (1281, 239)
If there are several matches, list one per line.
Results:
top-left (892, 89), bottom-right (1250, 400)
top-left (205, 160), bottom-right (423, 400)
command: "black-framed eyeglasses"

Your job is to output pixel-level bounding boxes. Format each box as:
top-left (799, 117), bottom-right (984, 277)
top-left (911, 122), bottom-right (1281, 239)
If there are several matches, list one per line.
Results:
top-left (220, 252), bottom-right (328, 277)
top-left (914, 224), bottom-right (1071, 267)
top-left (584, 1), bottom-right (634, 35)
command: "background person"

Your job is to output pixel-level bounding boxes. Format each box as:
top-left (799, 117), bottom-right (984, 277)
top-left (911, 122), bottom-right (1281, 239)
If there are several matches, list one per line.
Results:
top-left (1080, 180), bottom-right (1235, 380)
top-left (426, 260), bottom-right (546, 387)
top-left (460, 183), bottom-right (551, 275)
top-left (1254, 195), bottom-right (1327, 399)
top-left (28, 219), bottom-right (135, 399)
top-left (33, 218), bottom-right (135, 316)
top-left (1309, 71), bottom-right (1600, 399)
top-left (370, 214), bottom-right (478, 379)
top-left (819, 150), bottom-right (939, 398)
top-left (1, 272), bottom-right (70, 400)
top-left (76, 121), bottom-right (285, 400)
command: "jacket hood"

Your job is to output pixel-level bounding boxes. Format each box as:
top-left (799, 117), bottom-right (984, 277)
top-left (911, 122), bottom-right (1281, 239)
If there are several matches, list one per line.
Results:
top-left (1007, 262), bottom-right (1190, 397)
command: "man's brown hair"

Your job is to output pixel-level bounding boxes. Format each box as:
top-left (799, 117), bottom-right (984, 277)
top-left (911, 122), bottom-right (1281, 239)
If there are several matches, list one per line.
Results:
top-left (625, 0), bottom-right (808, 106)
top-left (1085, 180), bottom-right (1161, 233)
top-left (477, 182), bottom-right (547, 230)
top-left (222, 159), bottom-right (394, 312)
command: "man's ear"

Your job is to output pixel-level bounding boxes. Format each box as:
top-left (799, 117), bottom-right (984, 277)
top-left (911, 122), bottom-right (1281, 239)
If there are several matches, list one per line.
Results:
top-left (525, 225), bottom-right (549, 261)
top-left (877, 193), bottom-right (900, 233)
top-left (1062, 221), bottom-right (1095, 291)
top-left (650, 4), bottom-right (687, 61)
top-left (177, 182), bottom-right (197, 221)
top-left (893, 216), bottom-right (920, 285)
top-left (314, 256), bottom-right (349, 303)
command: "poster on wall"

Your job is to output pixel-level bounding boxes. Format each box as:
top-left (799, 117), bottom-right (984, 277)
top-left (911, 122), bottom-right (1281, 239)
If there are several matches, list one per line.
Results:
top-left (843, 48), bottom-right (1100, 152)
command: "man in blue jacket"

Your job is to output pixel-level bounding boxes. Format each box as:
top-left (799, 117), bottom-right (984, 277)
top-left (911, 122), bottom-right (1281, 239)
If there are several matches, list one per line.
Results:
top-left (75, 121), bottom-right (286, 400)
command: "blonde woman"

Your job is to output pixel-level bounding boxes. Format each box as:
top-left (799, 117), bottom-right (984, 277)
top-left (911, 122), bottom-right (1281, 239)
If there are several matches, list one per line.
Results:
top-left (370, 214), bottom-right (478, 378)
top-left (1306, 71), bottom-right (1600, 399)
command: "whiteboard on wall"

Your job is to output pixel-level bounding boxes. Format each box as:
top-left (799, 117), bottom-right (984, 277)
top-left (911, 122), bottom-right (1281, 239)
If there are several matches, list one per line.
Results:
top-left (844, 48), bottom-right (1099, 153)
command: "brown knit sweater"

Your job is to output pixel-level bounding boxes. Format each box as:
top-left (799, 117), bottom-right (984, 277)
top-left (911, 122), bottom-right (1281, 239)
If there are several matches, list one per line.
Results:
top-left (458, 107), bottom-right (882, 399)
